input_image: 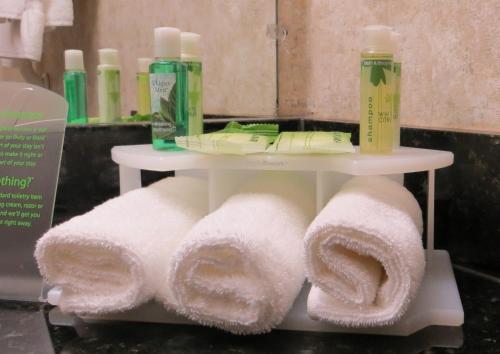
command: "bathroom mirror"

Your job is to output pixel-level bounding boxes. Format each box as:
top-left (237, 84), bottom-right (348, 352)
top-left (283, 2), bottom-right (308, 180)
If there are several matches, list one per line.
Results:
top-left (40, 0), bottom-right (278, 125)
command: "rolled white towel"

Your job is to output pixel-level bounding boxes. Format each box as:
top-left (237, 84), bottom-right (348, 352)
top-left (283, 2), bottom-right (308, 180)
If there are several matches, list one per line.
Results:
top-left (35, 176), bottom-right (208, 315)
top-left (164, 172), bottom-right (315, 334)
top-left (305, 176), bottom-right (425, 327)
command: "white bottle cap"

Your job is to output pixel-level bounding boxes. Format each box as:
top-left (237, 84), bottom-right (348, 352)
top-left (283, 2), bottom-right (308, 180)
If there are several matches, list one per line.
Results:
top-left (137, 57), bottom-right (153, 73)
top-left (391, 31), bottom-right (402, 62)
top-left (154, 27), bottom-right (181, 59)
top-left (64, 49), bottom-right (84, 71)
top-left (98, 48), bottom-right (119, 66)
top-left (181, 32), bottom-right (201, 62)
top-left (362, 25), bottom-right (393, 52)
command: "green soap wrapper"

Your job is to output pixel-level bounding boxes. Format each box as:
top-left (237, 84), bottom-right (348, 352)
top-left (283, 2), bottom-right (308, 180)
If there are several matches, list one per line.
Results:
top-left (266, 131), bottom-right (355, 154)
top-left (175, 133), bottom-right (273, 155)
top-left (217, 121), bottom-right (279, 142)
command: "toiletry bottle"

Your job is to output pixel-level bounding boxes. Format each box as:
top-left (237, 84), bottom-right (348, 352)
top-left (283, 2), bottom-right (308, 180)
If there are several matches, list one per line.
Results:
top-left (181, 32), bottom-right (203, 135)
top-left (97, 48), bottom-right (122, 123)
top-left (137, 57), bottom-right (153, 117)
top-left (360, 25), bottom-right (394, 154)
top-left (63, 49), bottom-right (88, 124)
top-left (391, 31), bottom-right (402, 148)
top-left (150, 27), bottom-right (188, 150)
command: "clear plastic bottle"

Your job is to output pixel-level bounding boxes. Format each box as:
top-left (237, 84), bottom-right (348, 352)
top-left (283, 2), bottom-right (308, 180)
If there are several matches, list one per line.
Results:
top-left (391, 31), bottom-right (402, 148)
top-left (150, 27), bottom-right (188, 150)
top-left (97, 48), bottom-right (122, 123)
top-left (360, 25), bottom-right (394, 154)
top-left (63, 50), bottom-right (88, 124)
top-left (136, 57), bottom-right (152, 117)
top-left (181, 32), bottom-right (203, 135)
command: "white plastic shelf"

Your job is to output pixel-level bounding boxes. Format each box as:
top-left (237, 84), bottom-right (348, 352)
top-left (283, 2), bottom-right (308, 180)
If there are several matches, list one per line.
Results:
top-left (48, 144), bottom-right (463, 336)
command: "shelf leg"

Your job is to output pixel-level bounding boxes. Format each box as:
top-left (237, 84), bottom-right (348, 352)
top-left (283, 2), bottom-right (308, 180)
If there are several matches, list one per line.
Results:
top-left (427, 169), bottom-right (435, 258)
top-left (119, 165), bottom-right (141, 195)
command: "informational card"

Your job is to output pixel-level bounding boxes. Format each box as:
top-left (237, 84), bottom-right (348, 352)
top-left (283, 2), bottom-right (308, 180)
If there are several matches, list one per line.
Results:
top-left (0, 82), bottom-right (66, 300)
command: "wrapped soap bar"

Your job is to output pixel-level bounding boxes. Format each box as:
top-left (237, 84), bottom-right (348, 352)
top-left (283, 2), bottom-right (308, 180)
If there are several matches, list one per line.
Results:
top-left (175, 133), bottom-right (272, 155)
top-left (266, 131), bottom-right (355, 154)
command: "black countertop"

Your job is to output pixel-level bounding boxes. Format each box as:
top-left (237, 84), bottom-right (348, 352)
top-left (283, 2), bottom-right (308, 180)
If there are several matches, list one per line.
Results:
top-left (1, 266), bottom-right (499, 354)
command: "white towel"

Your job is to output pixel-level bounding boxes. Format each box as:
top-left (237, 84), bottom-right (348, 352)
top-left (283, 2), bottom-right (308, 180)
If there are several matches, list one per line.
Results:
top-left (165, 172), bottom-right (315, 334)
top-left (305, 176), bottom-right (425, 327)
top-left (0, 0), bottom-right (72, 61)
top-left (35, 176), bottom-right (208, 315)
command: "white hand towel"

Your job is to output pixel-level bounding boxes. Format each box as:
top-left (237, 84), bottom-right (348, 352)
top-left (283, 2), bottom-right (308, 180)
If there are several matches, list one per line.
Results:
top-left (164, 172), bottom-right (315, 334)
top-left (305, 176), bottom-right (425, 327)
top-left (35, 176), bottom-right (208, 315)
top-left (0, 1), bottom-right (26, 20)
top-left (0, 0), bottom-right (44, 61)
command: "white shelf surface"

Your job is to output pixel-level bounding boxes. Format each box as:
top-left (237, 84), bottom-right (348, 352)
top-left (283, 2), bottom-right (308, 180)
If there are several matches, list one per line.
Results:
top-left (48, 250), bottom-right (463, 336)
top-left (111, 145), bottom-right (454, 175)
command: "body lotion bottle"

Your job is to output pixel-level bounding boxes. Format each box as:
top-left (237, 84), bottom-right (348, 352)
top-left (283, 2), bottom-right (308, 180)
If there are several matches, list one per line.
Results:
top-left (63, 50), bottom-right (88, 124)
top-left (360, 25), bottom-right (394, 154)
top-left (97, 48), bottom-right (122, 123)
top-left (181, 32), bottom-right (203, 135)
top-left (150, 27), bottom-right (188, 150)
top-left (391, 31), bottom-right (402, 148)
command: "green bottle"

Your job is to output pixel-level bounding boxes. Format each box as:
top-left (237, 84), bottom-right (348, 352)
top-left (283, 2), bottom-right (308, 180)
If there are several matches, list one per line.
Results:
top-left (97, 48), bottom-right (122, 123)
top-left (391, 31), bottom-right (402, 148)
top-left (150, 27), bottom-right (188, 150)
top-left (137, 57), bottom-right (153, 117)
top-left (181, 32), bottom-right (203, 135)
top-left (63, 50), bottom-right (88, 124)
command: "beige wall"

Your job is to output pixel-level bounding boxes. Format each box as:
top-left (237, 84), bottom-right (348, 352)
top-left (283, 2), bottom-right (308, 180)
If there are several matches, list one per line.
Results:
top-left (42, 0), bottom-right (277, 118)
top-left (278, 0), bottom-right (500, 134)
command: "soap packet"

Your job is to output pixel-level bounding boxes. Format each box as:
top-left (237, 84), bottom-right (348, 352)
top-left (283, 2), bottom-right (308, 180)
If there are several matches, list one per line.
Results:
top-left (266, 131), bottom-right (355, 154)
top-left (217, 121), bottom-right (279, 142)
top-left (175, 133), bottom-right (273, 155)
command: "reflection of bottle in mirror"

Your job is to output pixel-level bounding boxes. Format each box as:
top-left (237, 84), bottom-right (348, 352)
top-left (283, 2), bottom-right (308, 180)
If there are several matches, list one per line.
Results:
top-left (137, 57), bottom-right (152, 117)
top-left (150, 27), bottom-right (188, 151)
top-left (97, 48), bottom-right (122, 123)
top-left (181, 32), bottom-right (203, 135)
top-left (360, 25), bottom-right (394, 154)
top-left (63, 50), bottom-right (88, 124)
top-left (391, 31), bottom-right (402, 148)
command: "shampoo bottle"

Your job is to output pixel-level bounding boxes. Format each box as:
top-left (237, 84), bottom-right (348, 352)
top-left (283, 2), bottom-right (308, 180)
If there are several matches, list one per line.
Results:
top-left (181, 32), bottom-right (203, 135)
top-left (150, 27), bottom-right (188, 150)
top-left (391, 31), bottom-right (402, 148)
top-left (360, 25), bottom-right (394, 154)
top-left (137, 57), bottom-right (153, 117)
top-left (63, 50), bottom-right (88, 124)
top-left (97, 48), bottom-right (122, 123)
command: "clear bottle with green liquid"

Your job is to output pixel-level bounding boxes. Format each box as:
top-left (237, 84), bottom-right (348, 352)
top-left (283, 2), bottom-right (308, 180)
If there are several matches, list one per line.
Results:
top-left (63, 50), bottom-right (88, 124)
top-left (360, 25), bottom-right (394, 154)
top-left (181, 32), bottom-right (203, 135)
top-left (150, 27), bottom-right (188, 150)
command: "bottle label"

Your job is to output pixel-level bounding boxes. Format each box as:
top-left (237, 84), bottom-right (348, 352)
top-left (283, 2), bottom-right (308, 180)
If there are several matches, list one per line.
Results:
top-left (360, 53), bottom-right (393, 153)
top-left (150, 73), bottom-right (176, 141)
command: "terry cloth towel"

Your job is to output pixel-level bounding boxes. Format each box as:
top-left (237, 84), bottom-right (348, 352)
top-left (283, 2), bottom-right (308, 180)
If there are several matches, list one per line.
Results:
top-left (0, 0), bottom-right (73, 61)
top-left (165, 172), bottom-right (315, 334)
top-left (35, 176), bottom-right (208, 315)
top-left (305, 176), bottom-right (425, 327)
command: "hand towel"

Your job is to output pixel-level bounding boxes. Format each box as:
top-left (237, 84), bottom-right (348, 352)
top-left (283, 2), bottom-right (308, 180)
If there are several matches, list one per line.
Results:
top-left (164, 172), bottom-right (315, 334)
top-left (305, 176), bottom-right (425, 327)
top-left (0, 1), bottom-right (26, 20)
top-left (35, 176), bottom-right (208, 315)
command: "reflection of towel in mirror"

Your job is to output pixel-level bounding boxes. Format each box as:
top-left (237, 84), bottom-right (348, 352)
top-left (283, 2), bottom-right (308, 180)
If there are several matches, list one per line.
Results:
top-left (0, 0), bottom-right (73, 61)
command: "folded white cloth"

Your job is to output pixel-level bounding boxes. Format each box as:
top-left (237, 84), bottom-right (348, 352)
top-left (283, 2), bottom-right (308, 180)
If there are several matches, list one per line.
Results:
top-left (35, 176), bottom-right (208, 315)
top-left (0, 0), bottom-right (72, 61)
top-left (305, 176), bottom-right (425, 327)
top-left (165, 172), bottom-right (315, 334)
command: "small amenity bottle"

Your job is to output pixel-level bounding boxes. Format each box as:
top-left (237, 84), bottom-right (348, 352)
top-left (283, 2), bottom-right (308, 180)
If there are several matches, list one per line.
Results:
top-left (137, 57), bottom-right (153, 117)
top-left (391, 31), bottom-right (402, 148)
top-left (360, 25), bottom-right (394, 154)
top-left (97, 48), bottom-right (122, 123)
top-left (150, 27), bottom-right (188, 150)
top-left (63, 49), bottom-right (88, 124)
top-left (181, 32), bottom-right (203, 135)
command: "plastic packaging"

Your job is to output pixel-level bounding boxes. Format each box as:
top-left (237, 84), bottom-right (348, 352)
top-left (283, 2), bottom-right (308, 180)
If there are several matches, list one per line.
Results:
top-left (175, 133), bottom-right (273, 155)
top-left (266, 131), bottom-right (354, 154)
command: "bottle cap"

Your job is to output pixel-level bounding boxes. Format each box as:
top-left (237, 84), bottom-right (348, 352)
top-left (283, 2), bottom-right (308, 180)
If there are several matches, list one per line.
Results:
top-left (362, 25), bottom-right (393, 52)
top-left (181, 32), bottom-right (201, 62)
top-left (391, 31), bottom-right (401, 62)
top-left (154, 27), bottom-right (181, 59)
top-left (64, 49), bottom-right (84, 71)
top-left (137, 57), bottom-right (153, 73)
top-left (98, 48), bottom-right (119, 66)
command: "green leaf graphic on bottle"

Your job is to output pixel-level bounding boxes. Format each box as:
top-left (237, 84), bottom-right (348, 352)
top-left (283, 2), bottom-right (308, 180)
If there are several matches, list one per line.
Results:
top-left (153, 83), bottom-right (177, 140)
top-left (370, 62), bottom-right (392, 86)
